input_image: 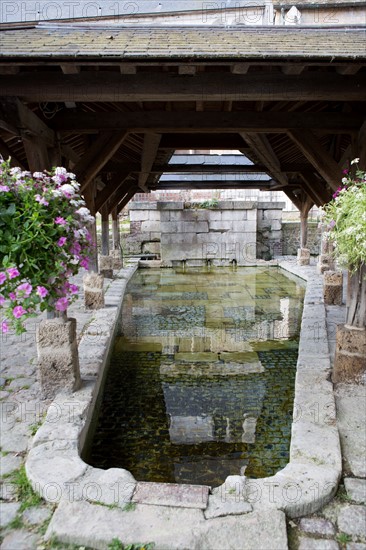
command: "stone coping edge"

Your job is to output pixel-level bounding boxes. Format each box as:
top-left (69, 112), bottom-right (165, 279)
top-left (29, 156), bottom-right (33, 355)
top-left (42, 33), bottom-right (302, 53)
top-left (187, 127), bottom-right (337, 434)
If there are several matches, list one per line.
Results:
top-left (26, 259), bottom-right (342, 519)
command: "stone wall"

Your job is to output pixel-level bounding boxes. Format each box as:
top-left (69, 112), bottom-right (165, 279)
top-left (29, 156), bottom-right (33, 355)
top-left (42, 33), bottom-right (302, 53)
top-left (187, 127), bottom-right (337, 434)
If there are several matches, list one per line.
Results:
top-left (159, 201), bottom-right (257, 266)
top-left (125, 201), bottom-right (286, 265)
top-left (282, 222), bottom-right (321, 255)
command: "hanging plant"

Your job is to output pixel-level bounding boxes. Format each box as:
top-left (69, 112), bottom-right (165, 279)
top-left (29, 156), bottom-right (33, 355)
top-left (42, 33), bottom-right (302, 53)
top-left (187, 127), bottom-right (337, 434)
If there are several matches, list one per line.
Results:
top-left (0, 158), bottom-right (95, 334)
top-left (322, 159), bottom-right (366, 273)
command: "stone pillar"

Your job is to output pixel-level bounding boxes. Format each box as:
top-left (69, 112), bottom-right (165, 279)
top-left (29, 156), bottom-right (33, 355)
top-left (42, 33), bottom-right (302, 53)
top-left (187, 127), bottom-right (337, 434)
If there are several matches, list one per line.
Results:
top-left (323, 271), bottom-right (343, 305)
top-left (111, 249), bottom-right (123, 270)
top-left (317, 235), bottom-right (335, 274)
top-left (333, 325), bottom-right (366, 383)
top-left (99, 255), bottom-right (114, 279)
top-left (37, 318), bottom-right (81, 400)
top-left (297, 248), bottom-right (310, 266)
top-left (83, 273), bottom-right (105, 309)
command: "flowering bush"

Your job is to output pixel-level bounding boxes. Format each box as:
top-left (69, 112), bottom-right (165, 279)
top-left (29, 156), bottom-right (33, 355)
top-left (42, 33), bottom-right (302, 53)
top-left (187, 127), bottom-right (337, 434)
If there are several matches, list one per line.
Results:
top-left (322, 159), bottom-right (366, 273)
top-left (0, 158), bottom-right (95, 334)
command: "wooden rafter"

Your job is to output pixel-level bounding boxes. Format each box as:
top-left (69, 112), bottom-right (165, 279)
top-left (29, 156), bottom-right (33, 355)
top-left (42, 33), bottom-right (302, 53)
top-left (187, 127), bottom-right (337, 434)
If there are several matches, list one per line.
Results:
top-left (239, 133), bottom-right (288, 187)
top-left (95, 172), bottom-right (131, 212)
top-left (73, 131), bottom-right (129, 192)
top-left (287, 129), bottom-right (343, 191)
top-left (138, 133), bottom-right (161, 192)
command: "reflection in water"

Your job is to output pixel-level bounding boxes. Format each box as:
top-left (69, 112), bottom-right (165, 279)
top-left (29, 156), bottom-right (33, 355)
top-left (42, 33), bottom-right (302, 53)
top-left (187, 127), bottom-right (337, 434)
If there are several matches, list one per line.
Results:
top-left (88, 267), bottom-right (305, 486)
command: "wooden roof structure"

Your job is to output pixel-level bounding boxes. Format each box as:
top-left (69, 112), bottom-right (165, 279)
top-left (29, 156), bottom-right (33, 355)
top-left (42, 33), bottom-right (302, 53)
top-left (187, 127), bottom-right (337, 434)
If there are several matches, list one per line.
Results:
top-left (0, 22), bottom-right (365, 216)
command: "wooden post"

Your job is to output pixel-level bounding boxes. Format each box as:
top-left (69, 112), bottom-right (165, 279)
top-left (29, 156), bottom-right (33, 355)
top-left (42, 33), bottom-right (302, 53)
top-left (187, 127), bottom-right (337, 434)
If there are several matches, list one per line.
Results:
top-left (112, 207), bottom-right (120, 250)
top-left (297, 196), bottom-right (313, 265)
top-left (83, 182), bottom-right (98, 273)
top-left (346, 264), bottom-right (366, 329)
top-left (101, 206), bottom-right (110, 256)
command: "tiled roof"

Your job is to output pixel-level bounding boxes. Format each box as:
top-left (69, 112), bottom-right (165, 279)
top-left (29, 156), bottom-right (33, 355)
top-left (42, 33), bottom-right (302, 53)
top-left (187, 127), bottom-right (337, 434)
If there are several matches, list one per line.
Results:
top-left (0, 25), bottom-right (365, 59)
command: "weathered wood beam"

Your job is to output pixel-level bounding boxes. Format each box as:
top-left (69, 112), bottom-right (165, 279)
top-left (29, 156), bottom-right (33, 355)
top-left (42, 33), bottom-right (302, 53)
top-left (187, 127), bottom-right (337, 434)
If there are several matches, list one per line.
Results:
top-left (283, 189), bottom-right (302, 211)
top-left (138, 133), bottom-right (161, 192)
top-left (178, 66), bottom-right (196, 75)
top-left (231, 64), bottom-right (250, 74)
top-left (120, 64), bottom-right (137, 74)
top-left (105, 181), bottom-right (136, 213)
top-left (3, 72), bottom-right (366, 102)
top-left (60, 143), bottom-right (80, 168)
top-left (116, 189), bottom-right (137, 215)
top-left (336, 65), bottom-right (362, 75)
top-left (95, 172), bottom-right (131, 212)
top-left (60, 64), bottom-right (80, 74)
top-left (15, 99), bottom-right (55, 146)
top-left (240, 133), bottom-right (288, 187)
top-left (100, 205), bottom-right (110, 256)
top-left (281, 65), bottom-right (305, 75)
top-left (287, 129), bottom-right (343, 191)
top-left (160, 134), bottom-right (245, 149)
top-left (73, 131), bottom-right (128, 192)
top-left (300, 172), bottom-right (332, 206)
top-left (358, 120), bottom-right (366, 170)
top-left (0, 138), bottom-right (25, 169)
top-left (51, 111), bottom-right (363, 134)
top-left (23, 137), bottom-right (51, 172)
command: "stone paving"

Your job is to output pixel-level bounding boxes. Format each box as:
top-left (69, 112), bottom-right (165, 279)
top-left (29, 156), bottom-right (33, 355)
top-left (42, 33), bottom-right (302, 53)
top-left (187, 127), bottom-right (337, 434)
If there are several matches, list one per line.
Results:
top-left (0, 258), bottom-right (365, 550)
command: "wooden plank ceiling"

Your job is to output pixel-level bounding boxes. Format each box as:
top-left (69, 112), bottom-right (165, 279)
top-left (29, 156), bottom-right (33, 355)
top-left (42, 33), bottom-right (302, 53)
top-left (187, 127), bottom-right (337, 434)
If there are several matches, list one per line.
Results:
top-left (0, 24), bottom-right (365, 214)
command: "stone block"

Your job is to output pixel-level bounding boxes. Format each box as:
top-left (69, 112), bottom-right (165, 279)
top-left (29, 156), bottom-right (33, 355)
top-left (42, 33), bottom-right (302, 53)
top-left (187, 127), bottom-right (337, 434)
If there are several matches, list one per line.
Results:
top-left (132, 482), bottom-right (209, 509)
top-left (297, 248), bottom-right (310, 265)
top-left (209, 221), bottom-right (232, 232)
top-left (129, 201), bottom-right (157, 210)
top-left (183, 221), bottom-right (209, 233)
top-left (337, 505), bottom-right (366, 537)
top-left (141, 220), bottom-right (160, 233)
top-left (333, 325), bottom-right (366, 383)
top-left (157, 201), bottom-right (184, 210)
top-left (299, 517), bottom-right (336, 536)
top-left (129, 210), bottom-right (150, 221)
top-left (232, 201), bottom-right (256, 210)
top-left (344, 478), bottom-right (366, 504)
top-left (36, 318), bottom-right (76, 348)
top-left (324, 271), bottom-right (343, 305)
top-left (111, 250), bottom-right (123, 270)
top-left (83, 273), bottom-right (105, 309)
top-left (217, 200), bottom-right (234, 209)
top-left (37, 318), bottom-right (81, 399)
top-left (99, 255), bottom-right (113, 270)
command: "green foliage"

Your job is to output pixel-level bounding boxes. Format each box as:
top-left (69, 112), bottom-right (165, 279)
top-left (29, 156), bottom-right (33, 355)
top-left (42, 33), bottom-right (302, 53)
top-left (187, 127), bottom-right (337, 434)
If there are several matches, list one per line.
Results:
top-left (0, 158), bottom-right (94, 333)
top-left (122, 502), bottom-right (136, 512)
top-left (323, 160), bottom-right (366, 272)
top-left (7, 464), bottom-right (43, 511)
top-left (107, 541), bottom-right (155, 550)
top-left (336, 532), bottom-right (352, 544)
top-left (196, 198), bottom-right (219, 209)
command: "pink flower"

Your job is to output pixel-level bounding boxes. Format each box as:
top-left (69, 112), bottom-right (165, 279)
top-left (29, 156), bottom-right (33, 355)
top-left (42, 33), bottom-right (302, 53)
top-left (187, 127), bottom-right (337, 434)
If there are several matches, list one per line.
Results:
top-left (0, 185), bottom-right (9, 192)
top-left (9, 292), bottom-right (16, 300)
top-left (16, 282), bottom-right (32, 297)
top-left (35, 194), bottom-right (49, 206)
top-left (0, 295), bottom-right (5, 305)
top-left (0, 272), bottom-right (6, 285)
top-left (342, 169), bottom-right (349, 175)
top-left (57, 237), bottom-right (67, 247)
top-left (13, 305), bottom-right (26, 318)
top-left (80, 258), bottom-right (89, 269)
top-left (55, 217), bottom-right (67, 225)
top-left (7, 267), bottom-right (20, 279)
top-left (55, 297), bottom-right (69, 312)
top-left (37, 286), bottom-right (48, 299)
top-left (68, 284), bottom-right (79, 295)
top-left (70, 242), bottom-right (81, 255)
top-left (1, 321), bottom-right (9, 333)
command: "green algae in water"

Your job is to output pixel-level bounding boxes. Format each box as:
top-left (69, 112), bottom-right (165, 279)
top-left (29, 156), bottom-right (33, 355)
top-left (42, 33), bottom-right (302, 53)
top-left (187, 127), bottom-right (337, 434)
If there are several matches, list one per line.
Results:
top-left (88, 267), bottom-right (305, 487)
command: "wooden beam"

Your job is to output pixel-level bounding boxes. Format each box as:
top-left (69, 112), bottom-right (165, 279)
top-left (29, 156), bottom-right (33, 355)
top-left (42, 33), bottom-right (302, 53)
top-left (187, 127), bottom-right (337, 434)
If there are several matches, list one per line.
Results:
top-left (300, 172), bottom-right (332, 206)
top-left (16, 99), bottom-right (55, 146)
top-left (60, 64), bottom-right (80, 74)
top-left (138, 133), bottom-right (161, 192)
top-left (116, 189), bottom-right (137, 215)
top-left (336, 65), bottom-right (362, 75)
top-left (178, 66), bottom-right (196, 75)
top-left (287, 129), bottom-right (343, 191)
top-left (3, 72), bottom-right (366, 102)
top-left (95, 172), bottom-right (131, 212)
top-left (160, 134), bottom-right (245, 150)
top-left (51, 111), bottom-right (363, 134)
top-left (231, 64), bottom-right (250, 74)
top-left (358, 121), bottom-right (366, 170)
top-left (281, 65), bottom-right (305, 75)
top-left (60, 143), bottom-right (80, 168)
top-left (0, 138), bottom-right (25, 169)
top-left (23, 137), bottom-right (51, 172)
top-left (240, 133), bottom-right (288, 187)
top-left (105, 181), bottom-right (136, 212)
top-left (73, 131), bottom-right (128, 192)
top-left (120, 64), bottom-right (137, 74)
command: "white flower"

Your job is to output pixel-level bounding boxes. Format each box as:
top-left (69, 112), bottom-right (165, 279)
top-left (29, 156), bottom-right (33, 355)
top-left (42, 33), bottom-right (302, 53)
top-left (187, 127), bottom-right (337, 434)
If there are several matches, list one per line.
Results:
top-left (67, 172), bottom-right (76, 180)
top-left (350, 158), bottom-right (360, 165)
top-left (60, 183), bottom-right (76, 197)
top-left (52, 189), bottom-right (62, 197)
top-left (32, 172), bottom-right (44, 179)
top-left (54, 167), bottom-right (68, 176)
